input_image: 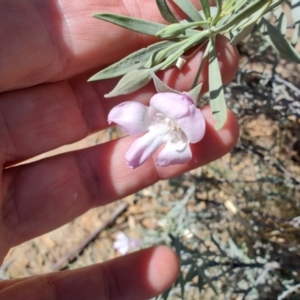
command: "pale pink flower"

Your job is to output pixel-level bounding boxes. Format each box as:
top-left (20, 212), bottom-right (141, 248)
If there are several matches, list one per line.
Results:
top-left (108, 93), bottom-right (206, 168)
top-left (113, 232), bottom-right (141, 255)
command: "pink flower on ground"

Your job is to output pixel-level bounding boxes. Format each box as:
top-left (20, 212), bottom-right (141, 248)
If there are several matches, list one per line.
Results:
top-left (113, 232), bottom-right (141, 255)
top-left (108, 93), bottom-right (206, 168)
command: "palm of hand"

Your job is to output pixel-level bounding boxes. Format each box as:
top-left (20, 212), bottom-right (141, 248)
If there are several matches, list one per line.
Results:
top-left (0, 1), bottom-right (239, 299)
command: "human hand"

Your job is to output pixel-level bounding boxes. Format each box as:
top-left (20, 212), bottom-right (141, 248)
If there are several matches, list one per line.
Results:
top-left (0, 1), bottom-right (239, 299)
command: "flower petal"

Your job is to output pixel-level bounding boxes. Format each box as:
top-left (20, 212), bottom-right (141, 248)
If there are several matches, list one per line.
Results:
top-left (113, 232), bottom-right (130, 255)
top-left (125, 130), bottom-right (165, 168)
top-left (150, 93), bottom-right (205, 143)
top-left (175, 105), bottom-right (205, 143)
top-left (114, 242), bottom-right (129, 255)
top-left (108, 101), bottom-right (150, 135)
top-left (156, 139), bottom-right (192, 167)
top-left (150, 93), bottom-right (192, 119)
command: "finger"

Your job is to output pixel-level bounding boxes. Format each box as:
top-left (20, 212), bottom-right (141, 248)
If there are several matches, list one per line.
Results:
top-left (0, 246), bottom-right (179, 300)
top-left (0, 35), bottom-right (239, 164)
top-left (0, 0), bottom-right (201, 91)
top-left (2, 107), bottom-right (239, 249)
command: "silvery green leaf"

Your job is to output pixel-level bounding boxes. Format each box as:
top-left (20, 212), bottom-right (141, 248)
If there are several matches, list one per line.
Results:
top-left (216, 0), bottom-right (271, 33)
top-left (229, 0), bottom-right (270, 44)
top-left (273, 7), bottom-right (287, 36)
top-left (151, 71), bottom-right (180, 94)
top-left (104, 69), bottom-right (152, 98)
top-left (160, 30), bottom-right (209, 69)
top-left (144, 41), bottom-right (185, 68)
top-left (292, 23), bottom-right (300, 47)
top-left (216, 10), bottom-right (232, 27)
top-left (93, 13), bottom-right (166, 36)
top-left (173, 0), bottom-right (204, 21)
top-left (208, 38), bottom-right (227, 130)
top-left (230, 22), bottom-right (255, 44)
top-left (199, 0), bottom-right (211, 20)
top-left (156, 0), bottom-right (178, 23)
top-left (291, 0), bottom-right (300, 25)
top-left (186, 83), bottom-right (203, 104)
top-left (259, 18), bottom-right (300, 63)
top-left (155, 20), bottom-right (210, 38)
top-left (199, 6), bottom-right (218, 21)
top-left (212, 0), bottom-right (223, 25)
top-left (213, 0), bottom-right (222, 11)
top-left (191, 39), bottom-right (211, 88)
top-left (268, 0), bottom-right (285, 12)
top-left (89, 41), bottom-right (176, 81)
top-left (222, 0), bottom-right (243, 13)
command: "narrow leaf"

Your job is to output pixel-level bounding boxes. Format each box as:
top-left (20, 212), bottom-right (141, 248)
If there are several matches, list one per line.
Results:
top-left (292, 23), bottom-right (300, 47)
top-left (208, 39), bottom-right (227, 130)
top-left (199, 0), bottom-right (211, 20)
top-left (144, 41), bottom-right (185, 68)
top-left (229, 1), bottom-right (269, 44)
top-left (156, 20), bottom-right (210, 38)
top-left (268, 0), bottom-right (285, 11)
top-left (161, 30), bottom-right (209, 69)
top-left (191, 40), bottom-right (211, 89)
top-left (93, 13), bottom-right (166, 36)
top-left (230, 22), bottom-right (255, 44)
top-left (104, 69), bottom-right (152, 98)
top-left (274, 7), bottom-right (287, 36)
top-left (89, 41), bottom-right (175, 81)
top-left (161, 286), bottom-right (172, 300)
top-left (212, 0), bottom-right (223, 25)
top-left (173, 0), bottom-right (204, 21)
top-left (156, 0), bottom-right (178, 23)
top-left (259, 18), bottom-right (300, 63)
top-left (216, 0), bottom-right (271, 32)
top-left (185, 263), bottom-right (197, 282)
top-left (222, 0), bottom-right (242, 13)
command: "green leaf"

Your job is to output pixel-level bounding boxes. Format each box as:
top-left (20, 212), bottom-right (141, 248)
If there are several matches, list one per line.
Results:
top-left (199, 0), bottom-right (211, 20)
top-left (187, 83), bottom-right (203, 104)
top-left (222, 0), bottom-right (242, 14)
top-left (216, 0), bottom-right (271, 33)
top-left (160, 30), bottom-right (209, 69)
top-left (259, 18), bottom-right (300, 63)
top-left (144, 41), bottom-right (185, 68)
top-left (191, 39), bottom-right (211, 89)
top-left (88, 41), bottom-right (176, 81)
top-left (93, 13), bottom-right (166, 36)
top-left (156, 20), bottom-right (210, 38)
top-left (229, 0), bottom-right (270, 44)
top-left (104, 69), bottom-right (152, 98)
top-left (160, 286), bottom-right (172, 300)
top-left (230, 22), bottom-right (255, 44)
top-left (185, 262), bottom-right (197, 282)
top-left (212, 0), bottom-right (223, 25)
top-left (292, 23), bottom-right (300, 47)
top-left (173, 0), bottom-right (204, 21)
top-left (267, 0), bottom-right (285, 12)
top-left (197, 263), bottom-right (218, 296)
top-left (274, 7), bottom-right (287, 36)
top-left (208, 38), bottom-right (227, 130)
top-left (156, 0), bottom-right (178, 23)
top-left (151, 71), bottom-right (179, 94)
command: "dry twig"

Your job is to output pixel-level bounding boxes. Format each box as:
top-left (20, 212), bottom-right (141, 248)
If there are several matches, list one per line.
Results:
top-left (51, 202), bottom-right (128, 272)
